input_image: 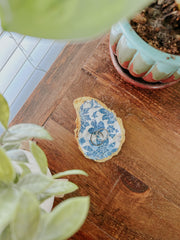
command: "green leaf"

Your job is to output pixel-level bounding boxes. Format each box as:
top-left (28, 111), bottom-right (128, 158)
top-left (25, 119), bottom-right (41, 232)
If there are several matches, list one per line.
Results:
top-left (6, 149), bottom-right (29, 162)
top-left (2, 124), bottom-right (52, 144)
top-left (18, 163), bottom-right (31, 177)
top-left (39, 179), bottom-right (78, 202)
top-left (0, 0), bottom-right (154, 39)
top-left (17, 173), bottom-right (53, 195)
top-left (0, 187), bottom-right (20, 233)
top-left (2, 143), bottom-right (20, 151)
top-left (30, 141), bottom-right (48, 174)
top-left (53, 169), bottom-right (88, 179)
top-left (0, 94), bottom-right (9, 129)
top-left (11, 190), bottom-right (40, 240)
top-left (11, 161), bottom-right (23, 175)
top-left (0, 226), bottom-right (12, 240)
top-left (39, 196), bottom-right (90, 240)
top-left (0, 148), bottom-right (15, 183)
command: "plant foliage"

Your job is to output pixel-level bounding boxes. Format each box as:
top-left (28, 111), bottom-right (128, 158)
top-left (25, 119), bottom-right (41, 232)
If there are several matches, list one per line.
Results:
top-left (0, 94), bottom-right (89, 240)
top-left (0, 0), bottom-right (153, 39)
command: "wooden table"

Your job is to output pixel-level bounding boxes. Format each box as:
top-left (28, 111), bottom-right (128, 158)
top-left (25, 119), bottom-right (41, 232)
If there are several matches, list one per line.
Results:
top-left (12, 35), bottom-right (180, 240)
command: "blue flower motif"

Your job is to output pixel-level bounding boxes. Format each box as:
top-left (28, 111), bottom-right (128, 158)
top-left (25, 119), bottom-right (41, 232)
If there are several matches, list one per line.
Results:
top-left (90, 99), bottom-right (100, 108)
top-left (83, 138), bottom-right (118, 160)
top-left (107, 125), bottom-right (116, 132)
top-left (99, 108), bottom-right (116, 124)
top-left (92, 111), bottom-right (98, 118)
top-left (107, 125), bottom-right (118, 138)
top-left (88, 120), bottom-right (105, 134)
top-left (80, 105), bottom-right (90, 115)
top-left (79, 107), bottom-right (91, 134)
top-left (79, 137), bottom-right (86, 145)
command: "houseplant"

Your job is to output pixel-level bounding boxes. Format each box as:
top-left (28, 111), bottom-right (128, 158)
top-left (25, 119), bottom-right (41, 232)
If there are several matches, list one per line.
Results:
top-left (110, 0), bottom-right (180, 89)
top-left (0, 94), bottom-right (89, 240)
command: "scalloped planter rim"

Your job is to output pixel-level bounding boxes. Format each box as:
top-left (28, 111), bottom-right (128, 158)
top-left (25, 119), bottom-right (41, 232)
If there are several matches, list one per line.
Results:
top-left (110, 20), bottom-right (180, 89)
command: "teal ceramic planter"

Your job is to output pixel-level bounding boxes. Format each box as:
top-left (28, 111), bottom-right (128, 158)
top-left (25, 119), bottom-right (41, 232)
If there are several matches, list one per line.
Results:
top-left (110, 20), bottom-right (180, 89)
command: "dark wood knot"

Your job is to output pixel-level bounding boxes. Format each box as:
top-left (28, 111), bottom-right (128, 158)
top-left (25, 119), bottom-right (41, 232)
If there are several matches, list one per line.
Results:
top-left (119, 168), bottom-right (149, 193)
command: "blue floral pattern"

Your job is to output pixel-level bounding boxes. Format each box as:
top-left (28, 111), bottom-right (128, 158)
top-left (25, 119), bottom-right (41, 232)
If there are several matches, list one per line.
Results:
top-left (78, 99), bottom-right (123, 161)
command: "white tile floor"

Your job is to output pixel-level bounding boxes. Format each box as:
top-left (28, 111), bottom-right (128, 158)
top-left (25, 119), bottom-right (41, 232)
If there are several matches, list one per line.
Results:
top-left (0, 25), bottom-right (66, 126)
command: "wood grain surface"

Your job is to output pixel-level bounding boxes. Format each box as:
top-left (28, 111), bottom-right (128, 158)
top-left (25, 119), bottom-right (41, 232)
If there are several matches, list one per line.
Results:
top-left (12, 35), bottom-right (180, 240)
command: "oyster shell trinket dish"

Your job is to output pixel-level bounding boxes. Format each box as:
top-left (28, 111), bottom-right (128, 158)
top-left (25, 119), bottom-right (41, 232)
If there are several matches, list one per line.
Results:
top-left (74, 97), bottom-right (125, 162)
